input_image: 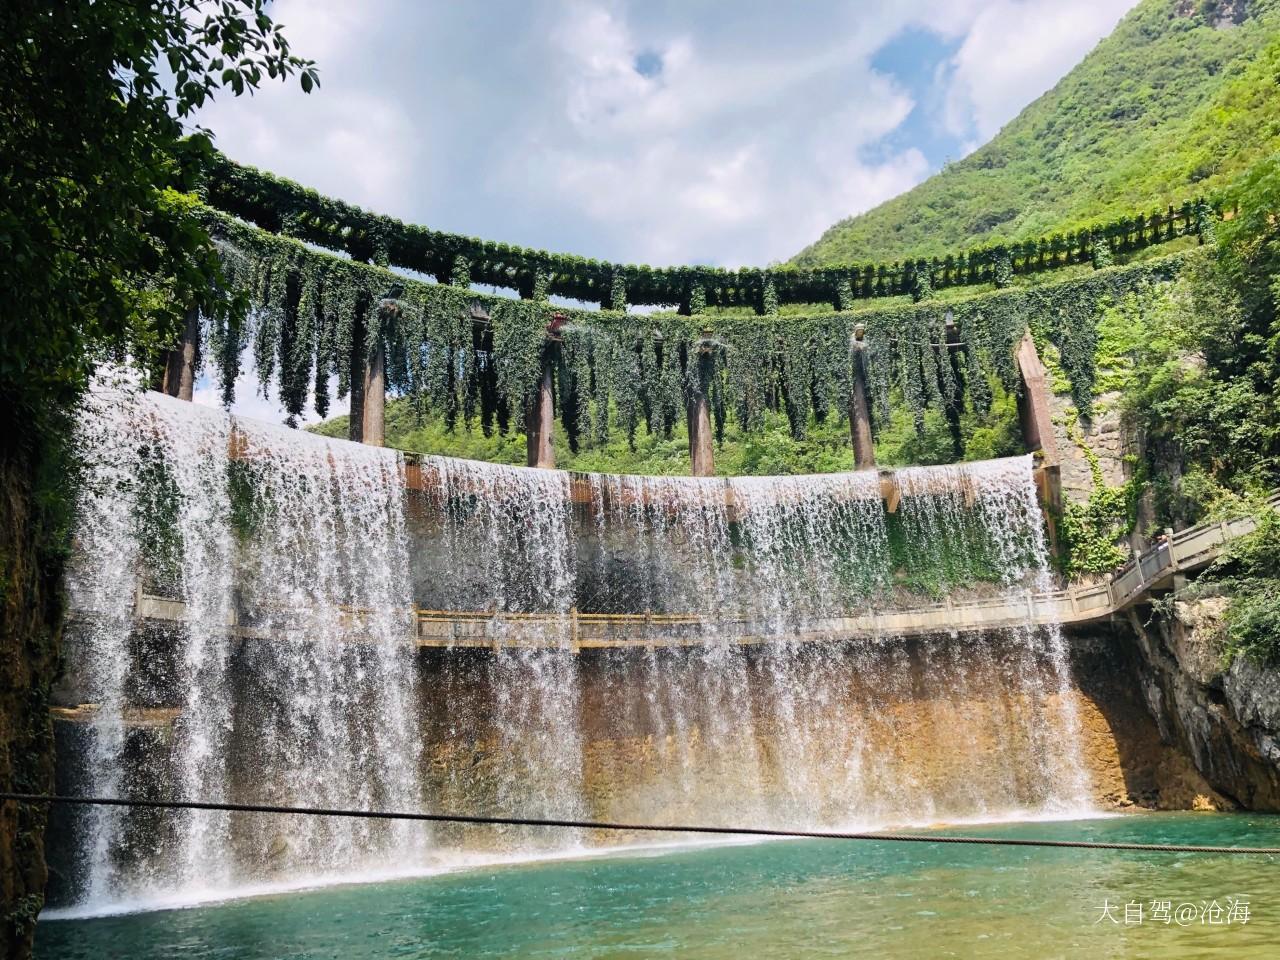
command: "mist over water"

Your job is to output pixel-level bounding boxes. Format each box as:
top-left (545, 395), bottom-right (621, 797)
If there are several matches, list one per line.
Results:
top-left (55, 388), bottom-right (1090, 916)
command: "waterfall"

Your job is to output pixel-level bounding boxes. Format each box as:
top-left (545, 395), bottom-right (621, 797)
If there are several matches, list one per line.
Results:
top-left (417, 458), bottom-right (585, 847)
top-left (61, 388), bottom-right (422, 910)
top-left (56, 388), bottom-right (1093, 915)
top-left (64, 388), bottom-right (238, 903)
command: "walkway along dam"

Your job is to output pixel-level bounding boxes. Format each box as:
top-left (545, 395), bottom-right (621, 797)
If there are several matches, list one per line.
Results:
top-left (44, 387), bottom-right (1263, 916)
top-left (112, 480), bottom-right (1273, 651)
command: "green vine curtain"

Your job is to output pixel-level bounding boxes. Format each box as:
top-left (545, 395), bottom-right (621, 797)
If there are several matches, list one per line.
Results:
top-left (202, 152), bottom-right (1215, 313)
top-left (202, 210), bottom-right (1187, 447)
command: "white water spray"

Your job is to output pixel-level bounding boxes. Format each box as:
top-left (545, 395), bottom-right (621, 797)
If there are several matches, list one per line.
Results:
top-left (58, 389), bottom-right (1093, 914)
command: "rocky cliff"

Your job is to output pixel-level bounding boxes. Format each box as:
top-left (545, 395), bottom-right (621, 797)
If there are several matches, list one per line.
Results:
top-left (1122, 598), bottom-right (1280, 809)
top-left (0, 453), bottom-right (61, 958)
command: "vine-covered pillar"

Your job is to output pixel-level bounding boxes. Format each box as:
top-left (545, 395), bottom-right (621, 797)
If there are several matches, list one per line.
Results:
top-left (942, 313), bottom-right (965, 459)
top-left (687, 330), bottom-right (715, 477)
top-left (1015, 330), bottom-right (1062, 526)
top-left (525, 352), bottom-right (556, 469)
top-left (361, 338), bottom-right (386, 446)
top-left (450, 254), bottom-right (471, 289)
top-left (760, 273), bottom-right (779, 316)
top-left (521, 270), bottom-right (557, 469)
top-left (688, 402), bottom-right (714, 475)
top-left (680, 280), bottom-right (706, 317)
top-left (849, 325), bottom-right (875, 470)
top-left (1090, 232), bottom-right (1114, 269)
top-left (993, 249), bottom-right (1013, 288)
top-left (347, 346), bottom-right (365, 443)
top-left (1193, 198), bottom-right (1216, 245)
top-left (1015, 331), bottom-right (1057, 463)
top-left (352, 266), bottom-right (394, 447)
top-left (161, 307), bottom-right (200, 401)
top-left (833, 275), bottom-right (853, 312)
top-left (603, 268), bottom-right (627, 312)
top-left (680, 280), bottom-right (715, 474)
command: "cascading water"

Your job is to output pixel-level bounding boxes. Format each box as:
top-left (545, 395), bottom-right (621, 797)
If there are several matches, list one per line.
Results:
top-left (59, 387), bottom-right (422, 911)
top-left (224, 414), bottom-right (424, 876)
top-left (63, 388), bottom-right (238, 904)
top-left (417, 459), bottom-right (585, 848)
top-left (54, 388), bottom-right (1094, 916)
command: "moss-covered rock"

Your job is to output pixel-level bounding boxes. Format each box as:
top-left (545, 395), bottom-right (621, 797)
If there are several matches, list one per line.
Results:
top-left (0, 449), bottom-right (63, 958)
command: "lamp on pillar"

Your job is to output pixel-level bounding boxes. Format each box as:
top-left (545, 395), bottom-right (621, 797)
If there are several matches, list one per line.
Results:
top-left (849, 323), bottom-right (876, 470)
top-left (468, 300), bottom-right (492, 335)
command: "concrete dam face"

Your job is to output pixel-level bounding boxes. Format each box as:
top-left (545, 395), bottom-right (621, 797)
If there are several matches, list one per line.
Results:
top-left (52, 388), bottom-right (1136, 915)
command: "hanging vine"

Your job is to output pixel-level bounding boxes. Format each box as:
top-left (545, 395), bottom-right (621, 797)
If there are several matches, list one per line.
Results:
top-left (203, 151), bottom-right (1214, 313)
top-left (196, 208), bottom-right (1188, 448)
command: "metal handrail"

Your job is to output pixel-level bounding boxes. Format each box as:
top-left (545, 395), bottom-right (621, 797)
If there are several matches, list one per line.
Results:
top-left (92, 493), bottom-right (1275, 649)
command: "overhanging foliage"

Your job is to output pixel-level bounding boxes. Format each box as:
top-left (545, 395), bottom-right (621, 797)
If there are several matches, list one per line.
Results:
top-left (203, 210), bottom-right (1189, 447)
top-left (201, 152), bottom-right (1212, 313)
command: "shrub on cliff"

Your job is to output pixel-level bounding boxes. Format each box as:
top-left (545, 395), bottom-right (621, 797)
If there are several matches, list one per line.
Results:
top-left (1206, 508), bottom-right (1280, 664)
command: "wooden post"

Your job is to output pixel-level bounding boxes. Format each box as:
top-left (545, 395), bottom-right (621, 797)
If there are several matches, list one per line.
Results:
top-left (849, 329), bottom-right (875, 470)
top-left (361, 338), bottom-right (386, 447)
top-left (526, 360), bottom-right (556, 469)
top-left (161, 307), bottom-right (200, 401)
top-left (1018, 329), bottom-right (1063, 555)
top-left (1015, 330), bottom-right (1058, 466)
top-left (348, 315), bottom-right (366, 443)
top-left (688, 339), bottom-right (715, 477)
top-left (688, 391), bottom-right (714, 477)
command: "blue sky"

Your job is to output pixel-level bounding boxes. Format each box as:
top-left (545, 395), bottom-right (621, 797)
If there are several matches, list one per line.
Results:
top-left (194, 0), bottom-right (1138, 420)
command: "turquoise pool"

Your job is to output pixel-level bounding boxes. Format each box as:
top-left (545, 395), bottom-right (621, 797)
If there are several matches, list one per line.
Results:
top-left (36, 813), bottom-right (1279, 959)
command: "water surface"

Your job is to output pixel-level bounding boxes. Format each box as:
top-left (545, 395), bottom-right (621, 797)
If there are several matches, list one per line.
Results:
top-left (38, 812), bottom-right (1279, 959)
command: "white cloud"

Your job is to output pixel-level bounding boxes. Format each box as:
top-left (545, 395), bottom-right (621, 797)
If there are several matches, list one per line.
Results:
top-left (192, 0), bottom-right (1144, 269)
top-left (502, 3), bottom-right (930, 265)
top-left (193, 0), bottom-right (417, 213)
top-left (186, 0), bottom-right (1142, 415)
top-left (942, 0), bottom-right (1139, 140)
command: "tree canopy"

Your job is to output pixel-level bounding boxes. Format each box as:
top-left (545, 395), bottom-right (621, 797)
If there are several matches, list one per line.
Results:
top-left (0, 0), bottom-right (317, 445)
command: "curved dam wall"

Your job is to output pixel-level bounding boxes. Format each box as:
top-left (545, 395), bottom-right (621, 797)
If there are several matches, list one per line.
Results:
top-left (48, 389), bottom-right (1207, 916)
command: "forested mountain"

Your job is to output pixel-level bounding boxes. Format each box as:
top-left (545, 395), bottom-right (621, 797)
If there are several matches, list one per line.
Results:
top-left (795, 0), bottom-right (1280, 265)
top-left (320, 0), bottom-right (1280, 487)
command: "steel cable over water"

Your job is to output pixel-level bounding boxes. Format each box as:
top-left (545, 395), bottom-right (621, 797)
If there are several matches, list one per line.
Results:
top-left (6, 794), bottom-right (1280, 855)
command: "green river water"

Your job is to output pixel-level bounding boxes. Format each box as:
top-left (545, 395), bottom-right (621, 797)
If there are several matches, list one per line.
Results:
top-left (36, 812), bottom-right (1279, 959)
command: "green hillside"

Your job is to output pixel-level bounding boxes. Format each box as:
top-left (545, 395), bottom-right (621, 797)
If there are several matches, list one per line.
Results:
top-left (309, 0), bottom-right (1280, 482)
top-left (795, 0), bottom-right (1280, 265)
